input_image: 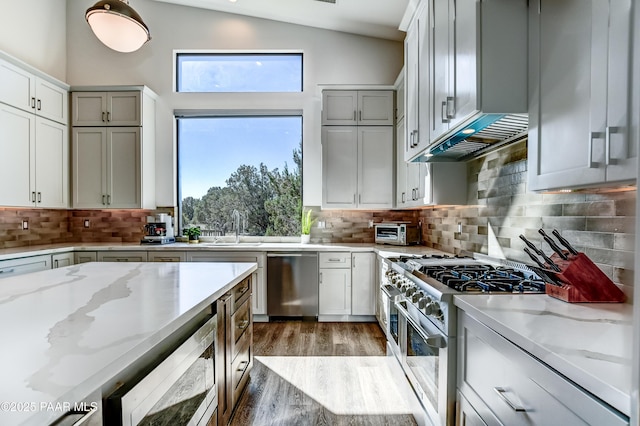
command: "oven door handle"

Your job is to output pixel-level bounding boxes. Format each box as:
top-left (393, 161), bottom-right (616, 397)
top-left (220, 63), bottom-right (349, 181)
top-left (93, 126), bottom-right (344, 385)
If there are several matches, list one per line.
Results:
top-left (395, 301), bottom-right (446, 349)
top-left (381, 284), bottom-right (402, 298)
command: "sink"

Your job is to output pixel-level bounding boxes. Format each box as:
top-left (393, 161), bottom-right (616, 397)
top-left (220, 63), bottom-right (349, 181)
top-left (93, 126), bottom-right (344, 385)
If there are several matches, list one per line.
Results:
top-left (200, 242), bottom-right (262, 247)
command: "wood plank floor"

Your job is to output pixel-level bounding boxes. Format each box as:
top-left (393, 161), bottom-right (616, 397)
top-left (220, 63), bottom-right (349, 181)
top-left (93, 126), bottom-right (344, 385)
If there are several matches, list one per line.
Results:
top-left (230, 321), bottom-right (425, 426)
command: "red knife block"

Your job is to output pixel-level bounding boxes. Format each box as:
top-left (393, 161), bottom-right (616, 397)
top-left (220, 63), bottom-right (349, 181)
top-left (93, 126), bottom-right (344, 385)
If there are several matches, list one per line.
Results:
top-left (544, 252), bottom-right (625, 303)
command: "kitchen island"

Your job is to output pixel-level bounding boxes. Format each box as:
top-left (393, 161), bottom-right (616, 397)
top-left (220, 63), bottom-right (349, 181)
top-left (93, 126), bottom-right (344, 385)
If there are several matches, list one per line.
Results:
top-left (0, 261), bottom-right (257, 426)
top-left (455, 294), bottom-right (632, 423)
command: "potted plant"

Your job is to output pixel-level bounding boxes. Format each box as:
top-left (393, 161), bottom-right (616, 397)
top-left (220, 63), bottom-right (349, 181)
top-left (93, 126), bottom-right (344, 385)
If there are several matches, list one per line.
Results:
top-left (184, 226), bottom-right (201, 244)
top-left (301, 208), bottom-right (316, 244)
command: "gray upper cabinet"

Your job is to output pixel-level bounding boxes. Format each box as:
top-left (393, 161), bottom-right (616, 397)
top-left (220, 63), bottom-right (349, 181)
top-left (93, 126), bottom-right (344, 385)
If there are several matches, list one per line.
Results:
top-left (71, 87), bottom-right (156, 209)
top-left (404, 1), bottom-right (431, 161)
top-left (322, 126), bottom-right (394, 209)
top-left (322, 90), bottom-right (394, 126)
top-left (0, 57), bottom-right (68, 125)
top-left (72, 91), bottom-right (141, 127)
top-left (528, 0), bottom-right (635, 191)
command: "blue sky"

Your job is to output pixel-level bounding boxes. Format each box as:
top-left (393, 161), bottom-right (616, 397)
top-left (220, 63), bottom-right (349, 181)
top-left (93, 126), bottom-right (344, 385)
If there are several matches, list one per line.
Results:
top-left (178, 116), bottom-right (302, 199)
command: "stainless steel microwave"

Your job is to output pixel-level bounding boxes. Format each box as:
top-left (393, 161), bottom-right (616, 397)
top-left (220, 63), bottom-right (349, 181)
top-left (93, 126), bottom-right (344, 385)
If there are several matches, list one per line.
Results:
top-left (375, 223), bottom-right (420, 245)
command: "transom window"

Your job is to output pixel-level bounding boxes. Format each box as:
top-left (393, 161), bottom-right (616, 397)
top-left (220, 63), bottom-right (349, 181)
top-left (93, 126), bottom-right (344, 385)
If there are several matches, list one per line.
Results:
top-left (176, 52), bottom-right (303, 93)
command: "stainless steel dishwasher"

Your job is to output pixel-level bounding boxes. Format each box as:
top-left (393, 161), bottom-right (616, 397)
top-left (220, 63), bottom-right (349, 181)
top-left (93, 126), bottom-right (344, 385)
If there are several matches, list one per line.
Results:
top-left (267, 252), bottom-right (318, 319)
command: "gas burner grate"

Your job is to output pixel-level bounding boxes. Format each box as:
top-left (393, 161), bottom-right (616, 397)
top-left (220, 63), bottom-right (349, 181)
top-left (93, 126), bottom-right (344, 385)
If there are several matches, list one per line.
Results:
top-left (419, 263), bottom-right (546, 294)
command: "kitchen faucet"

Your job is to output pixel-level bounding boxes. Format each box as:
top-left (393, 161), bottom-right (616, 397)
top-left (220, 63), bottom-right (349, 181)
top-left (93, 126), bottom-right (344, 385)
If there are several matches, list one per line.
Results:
top-left (231, 209), bottom-right (241, 243)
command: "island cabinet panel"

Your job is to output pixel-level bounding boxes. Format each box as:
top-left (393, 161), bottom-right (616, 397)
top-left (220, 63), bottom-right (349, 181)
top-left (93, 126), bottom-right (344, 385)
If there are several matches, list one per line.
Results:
top-left (217, 276), bottom-right (253, 426)
top-left (457, 311), bottom-right (628, 426)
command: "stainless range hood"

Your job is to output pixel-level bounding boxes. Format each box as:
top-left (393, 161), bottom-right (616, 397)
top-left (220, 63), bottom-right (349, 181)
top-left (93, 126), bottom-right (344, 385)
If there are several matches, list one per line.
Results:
top-left (412, 113), bottom-right (529, 162)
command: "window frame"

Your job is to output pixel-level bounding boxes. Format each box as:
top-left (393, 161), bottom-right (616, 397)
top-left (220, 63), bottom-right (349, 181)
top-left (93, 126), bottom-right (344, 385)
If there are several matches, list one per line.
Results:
top-left (175, 111), bottom-right (304, 240)
top-left (174, 50), bottom-right (304, 93)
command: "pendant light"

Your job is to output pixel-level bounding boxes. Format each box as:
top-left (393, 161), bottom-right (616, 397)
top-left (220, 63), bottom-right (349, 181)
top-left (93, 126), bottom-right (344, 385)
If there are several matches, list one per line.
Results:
top-left (86, 0), bottom-right (151, 53)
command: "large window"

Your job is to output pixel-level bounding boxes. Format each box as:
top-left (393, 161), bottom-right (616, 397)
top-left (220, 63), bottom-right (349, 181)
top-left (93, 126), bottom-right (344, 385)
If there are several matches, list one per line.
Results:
top-left (178, 116), bottom-right (302, 238)
top-left (176, 53), bottom-right (303, 92)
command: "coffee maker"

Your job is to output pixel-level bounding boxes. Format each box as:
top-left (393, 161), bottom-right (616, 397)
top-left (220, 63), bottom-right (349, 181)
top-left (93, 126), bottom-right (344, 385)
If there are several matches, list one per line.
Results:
top-left (141, 214), bottom-right (175, 244)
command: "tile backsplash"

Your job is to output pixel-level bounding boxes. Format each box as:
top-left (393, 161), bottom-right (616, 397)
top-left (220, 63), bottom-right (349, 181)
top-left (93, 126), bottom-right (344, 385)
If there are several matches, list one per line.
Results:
top-left (418, 139), bottom-right (636, 294)
top-left (0, 208), bottom-right (168, 248)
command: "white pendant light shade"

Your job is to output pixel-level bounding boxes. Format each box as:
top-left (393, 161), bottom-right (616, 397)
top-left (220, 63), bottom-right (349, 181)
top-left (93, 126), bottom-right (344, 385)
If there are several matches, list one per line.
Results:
top-left (86, 0), bottom-right (151, 53)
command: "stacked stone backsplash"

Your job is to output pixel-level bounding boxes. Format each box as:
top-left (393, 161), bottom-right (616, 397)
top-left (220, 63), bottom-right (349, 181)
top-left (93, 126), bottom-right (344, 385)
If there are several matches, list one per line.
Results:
top-left (418, 139), bottom-right (636, 295)
top-left (0, 208), bottom-right (175, 249)
top-left (311, 210), bottom-right (420, 243)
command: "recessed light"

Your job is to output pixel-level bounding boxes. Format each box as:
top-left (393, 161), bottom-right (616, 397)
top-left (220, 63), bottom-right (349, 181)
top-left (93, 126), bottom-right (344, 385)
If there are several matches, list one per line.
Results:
top-left (461, 128), bottom-right (476, 134)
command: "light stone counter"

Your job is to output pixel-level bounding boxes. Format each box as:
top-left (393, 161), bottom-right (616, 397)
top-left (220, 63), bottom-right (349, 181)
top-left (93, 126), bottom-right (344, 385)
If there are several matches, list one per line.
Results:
top-left (0, 242), bottom-right (445, 261)
top-left (454, 294), bottom-right (633, 417)
top-left (0, 261), bottom-right (257, 426)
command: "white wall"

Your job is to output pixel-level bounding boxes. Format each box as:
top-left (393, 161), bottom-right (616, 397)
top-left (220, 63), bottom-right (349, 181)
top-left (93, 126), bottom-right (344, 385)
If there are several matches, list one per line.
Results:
top-left (65, 0), bottom-right (403, 206)
top-left (0, 0), bottom-right (67, 81)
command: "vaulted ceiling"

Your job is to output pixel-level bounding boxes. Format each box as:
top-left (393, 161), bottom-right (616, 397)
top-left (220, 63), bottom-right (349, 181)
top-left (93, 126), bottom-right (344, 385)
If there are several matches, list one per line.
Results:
top-left (149, 0), bottom-right (409, 41)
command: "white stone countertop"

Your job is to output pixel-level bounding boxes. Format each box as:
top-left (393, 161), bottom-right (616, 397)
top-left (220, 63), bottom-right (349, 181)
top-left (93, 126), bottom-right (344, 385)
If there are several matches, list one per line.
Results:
top-left (0, 261), bottom-right (257, 426)
top-left (0, 242), bottom-right (443, 261)
top-left (454, 294), bottom-right (633, 417)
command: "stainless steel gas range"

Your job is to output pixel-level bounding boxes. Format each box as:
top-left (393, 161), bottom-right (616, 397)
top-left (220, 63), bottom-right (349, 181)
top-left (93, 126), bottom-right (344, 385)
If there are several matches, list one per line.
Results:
top-left (378, 253), bottom-right (546, 426)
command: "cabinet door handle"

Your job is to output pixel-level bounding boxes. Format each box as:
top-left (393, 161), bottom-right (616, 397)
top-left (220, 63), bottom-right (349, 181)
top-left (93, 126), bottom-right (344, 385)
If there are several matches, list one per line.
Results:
top-left (353, 194), bottom-right (356, 204)
top-left (107, 111), bottom-right (111, 122)
top-left (413, 130), bottom-right (419, 147)
top-left (446, 96), bottom-right (455, 119)
top-left (102, 195), bottom-right (106, 205)
top-left (237, 360), bottom-right (249, 372)
top-left (32, 191), bottom-right (36, 203)
top-left (238, 320), bottom-right (249, 330)
top-left (588, 131), bottom-right (604, 168)
top-left (441, 101), bottom-right (449, 123)
top-left (359, 194), bottom-right (361, 204)
top-left (107, 194), bottom-right (111, 205)
top-left (319, 272), bottom-right (323, 283)
top-left (54, 260), bottom-right (59, 268)
top-left (605, 126), bottom-right (623, 165)
top-left (31, 97), bottom-right (36, 109)
top-left (37, 192), bottom-right (41, 203)
top-left (37, 99), bottom-right (41, 111)
top-left (353, 110), bottom-right (356, 121)
top-left (359, 110), bottom-right (362, 121)
top-left (494, 387), bottom-right (526, 412)
top-left (102, 111), bottom-right (106, 122)
top-left (401, 192), bottom-right (406, 203)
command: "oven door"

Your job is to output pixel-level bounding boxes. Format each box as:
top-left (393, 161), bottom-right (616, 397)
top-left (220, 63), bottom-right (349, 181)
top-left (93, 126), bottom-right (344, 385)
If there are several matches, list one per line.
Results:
top-left (396, 300), bottom-right (453, 426)
top-left (381, 284), bottom-right (402, 360)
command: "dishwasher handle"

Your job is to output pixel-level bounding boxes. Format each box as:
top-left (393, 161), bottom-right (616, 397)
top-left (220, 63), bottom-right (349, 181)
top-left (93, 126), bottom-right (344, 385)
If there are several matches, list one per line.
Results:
top-left (267, 253), bottom-right (317, 258)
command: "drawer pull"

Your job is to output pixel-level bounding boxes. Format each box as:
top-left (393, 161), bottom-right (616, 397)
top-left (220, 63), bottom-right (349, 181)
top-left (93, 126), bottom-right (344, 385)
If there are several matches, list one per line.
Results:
top-left (328, 258), bottom-right (343, 262)
top-left (237, 360), bottom-right (249, 372)
top-left (238, 320), bottom-right (249, 330)
top-left (494, 387), bottom-right (526, 412)
top-left (0, 268), bottom-right (15, 274)
top-left (237, 286), bottom-right (249, 294)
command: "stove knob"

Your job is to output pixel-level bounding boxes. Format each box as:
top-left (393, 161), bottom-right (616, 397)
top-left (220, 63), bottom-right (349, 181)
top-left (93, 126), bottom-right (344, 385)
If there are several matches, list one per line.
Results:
top-left (423, 302), bottom-right (438, 315)
top-left (411, 291), bottom-right (423, 303)
top-left (404, 286), bottom-right (416, 296)
top-left (418, 297), bottom-right (428, 309)
top-left (435, 308), bottom-right (444, 320)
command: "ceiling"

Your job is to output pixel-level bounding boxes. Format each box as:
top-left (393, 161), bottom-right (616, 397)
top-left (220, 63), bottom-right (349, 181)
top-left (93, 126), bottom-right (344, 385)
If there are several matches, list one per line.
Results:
top-left (149, 0), bottom-right (409, 41)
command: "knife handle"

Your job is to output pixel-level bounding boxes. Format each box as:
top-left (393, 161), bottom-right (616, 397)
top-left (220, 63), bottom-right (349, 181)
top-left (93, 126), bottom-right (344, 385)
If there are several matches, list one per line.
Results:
top-left (524, 247), bottom-right (546, 269)
top-left (519, 235), bottom-right (542, 255)
top-left (539, 230), bottom-right (568, 260)
top-left (552, 229), bottom-right (579, 255)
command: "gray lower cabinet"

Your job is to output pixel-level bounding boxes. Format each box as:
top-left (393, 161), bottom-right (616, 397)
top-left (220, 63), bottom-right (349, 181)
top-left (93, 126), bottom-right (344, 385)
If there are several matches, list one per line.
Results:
top-left (52, 252), bottom-right (74, 268)
top-left (457, 311), bottom-right (628, 426)
top-left (147, 251), bottom-right (187, 262)
top-left (0, 254), bottom-right (51, 279)
top-left (188, 252), bottom-right (267, 318)
top-left (96, 251), bottom-right (148, 262)
top-left (75, 251), bottom-right (97, 264)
